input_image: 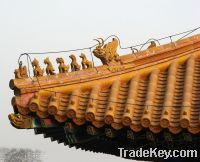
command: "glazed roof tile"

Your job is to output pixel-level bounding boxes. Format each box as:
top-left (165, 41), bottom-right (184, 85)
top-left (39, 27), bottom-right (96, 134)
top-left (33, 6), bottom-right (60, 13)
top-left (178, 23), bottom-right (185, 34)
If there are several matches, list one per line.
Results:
top-left (10, 34), bottom-right (200, 134)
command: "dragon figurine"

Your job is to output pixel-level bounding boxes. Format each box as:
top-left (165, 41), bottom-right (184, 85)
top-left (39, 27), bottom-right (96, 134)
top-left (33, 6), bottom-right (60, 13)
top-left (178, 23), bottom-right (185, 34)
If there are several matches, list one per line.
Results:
top-left (93, 38), bottom-right (121, 65)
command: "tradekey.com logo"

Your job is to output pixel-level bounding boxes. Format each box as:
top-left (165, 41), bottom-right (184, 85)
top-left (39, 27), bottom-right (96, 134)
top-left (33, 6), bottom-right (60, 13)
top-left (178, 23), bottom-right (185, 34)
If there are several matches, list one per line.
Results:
top-left (118, 147), bottom-right (198, 159)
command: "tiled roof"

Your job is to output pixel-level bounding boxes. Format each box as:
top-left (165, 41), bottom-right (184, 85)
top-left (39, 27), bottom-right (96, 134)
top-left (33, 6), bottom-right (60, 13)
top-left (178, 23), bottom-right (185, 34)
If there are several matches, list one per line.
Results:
top-left (10, 34), bottom-right (200, 135)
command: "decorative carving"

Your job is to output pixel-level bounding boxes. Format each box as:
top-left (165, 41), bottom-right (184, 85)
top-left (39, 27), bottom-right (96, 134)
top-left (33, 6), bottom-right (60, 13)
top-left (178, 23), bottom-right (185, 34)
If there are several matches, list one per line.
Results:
top-left (14, 61), bottom-right (28, 79)
top-left (69, 54), bottom-right (80, 71)
top-left (93, 38), bottom-right (121, 65)
top-left (148, 41), bottom-right (157, 49)
top-left (79, 53), bottom-right (93, 69)
top-left (86, 125), bottom-right (98, 135)
top-left (44, 57), bottom-right (55, 75)
top-left (8, 113), bottom-right (32, 129)
top-left (32, 58), bottom-right (44, 77)
top-left (105, 128), bottom-right (117, 138)
top-left (56, 57), bottom-right (69, 73)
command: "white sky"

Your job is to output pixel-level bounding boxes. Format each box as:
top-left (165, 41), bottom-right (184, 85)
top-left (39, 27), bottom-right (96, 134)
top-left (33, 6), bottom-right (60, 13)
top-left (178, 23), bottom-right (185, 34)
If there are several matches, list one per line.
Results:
top-left (0, 0), bottom-right (200, 161)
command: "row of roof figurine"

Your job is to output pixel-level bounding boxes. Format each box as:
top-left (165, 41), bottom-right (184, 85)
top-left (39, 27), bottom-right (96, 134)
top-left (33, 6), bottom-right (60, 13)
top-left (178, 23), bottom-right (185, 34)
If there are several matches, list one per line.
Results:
top-left (14, 53), bottom-right (93, 79)
top-left (14, 39), bottom-right (157, 79)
